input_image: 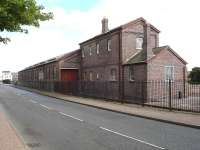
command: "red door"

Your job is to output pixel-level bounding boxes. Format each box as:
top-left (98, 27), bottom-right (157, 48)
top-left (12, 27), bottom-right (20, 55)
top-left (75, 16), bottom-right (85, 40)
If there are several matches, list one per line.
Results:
top-left (60, 69), bottom-right (78, 94)
top-left (61, 69), bottom-right (78, 81)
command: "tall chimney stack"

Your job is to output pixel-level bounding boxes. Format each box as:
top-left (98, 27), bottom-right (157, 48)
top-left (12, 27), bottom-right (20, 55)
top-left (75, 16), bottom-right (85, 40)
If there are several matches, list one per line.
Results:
top-left (144, 23), bottom-right (154, 60)
top-left (102, 17), bottom-right (109, 33)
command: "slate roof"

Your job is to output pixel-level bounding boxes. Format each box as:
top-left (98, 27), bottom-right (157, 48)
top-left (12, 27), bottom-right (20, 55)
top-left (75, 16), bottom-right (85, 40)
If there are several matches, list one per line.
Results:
top-left (22, 49), bottom-right (80, 71)
top-left (80, 17), bottom-right (160, 45)
top-left (125, 46), bottom-right (187, 65)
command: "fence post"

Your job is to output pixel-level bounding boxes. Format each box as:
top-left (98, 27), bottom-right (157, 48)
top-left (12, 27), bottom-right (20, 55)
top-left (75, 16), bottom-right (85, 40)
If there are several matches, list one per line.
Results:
top-left (168, 79), bottom-right (172, 111)
top-left (141, 81), bottom-right (145, 107)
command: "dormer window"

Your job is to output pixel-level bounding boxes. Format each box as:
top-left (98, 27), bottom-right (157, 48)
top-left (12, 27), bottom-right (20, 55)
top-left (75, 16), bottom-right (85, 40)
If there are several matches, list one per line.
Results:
top-left (136, 37), bottom-right (143, 50)
top-left (107, 39), bottom-right (111, 51)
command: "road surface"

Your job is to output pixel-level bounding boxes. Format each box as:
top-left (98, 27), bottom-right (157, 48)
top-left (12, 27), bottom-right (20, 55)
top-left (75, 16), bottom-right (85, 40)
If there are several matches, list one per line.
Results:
top-left (0, 84), bottom-right (200, 150)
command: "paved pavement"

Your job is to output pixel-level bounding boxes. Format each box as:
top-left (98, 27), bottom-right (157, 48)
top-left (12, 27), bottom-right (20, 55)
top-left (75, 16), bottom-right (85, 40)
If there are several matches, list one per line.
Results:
top-left (0, 105), bottom-right (26, 150)
top-left (0, 84), bottom-right (200, 150)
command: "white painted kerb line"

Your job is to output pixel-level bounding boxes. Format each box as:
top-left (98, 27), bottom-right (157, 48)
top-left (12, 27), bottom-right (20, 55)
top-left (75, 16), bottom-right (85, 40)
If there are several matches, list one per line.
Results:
top-left (59, 112), bottom-right (83, 122)
top-left (40, 104), bottom-right (51, 110)
top-left (100, 127), bottom-right (165, 150)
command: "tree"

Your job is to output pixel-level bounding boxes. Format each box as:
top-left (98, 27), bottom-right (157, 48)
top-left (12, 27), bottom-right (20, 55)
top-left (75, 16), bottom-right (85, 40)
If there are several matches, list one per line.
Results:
top-left (188, 67), bottom-right (200, 84)
top-left (0, 0), bottom-right (53, 44)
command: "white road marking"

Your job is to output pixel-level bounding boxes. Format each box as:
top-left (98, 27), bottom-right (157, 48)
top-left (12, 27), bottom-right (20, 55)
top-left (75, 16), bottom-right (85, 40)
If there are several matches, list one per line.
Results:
top-left (59, 112), bottom-right (83, 122)
top-left (29, 100), bottom-right (37, 104)
top-left (99, 127), bottom-right (165, 150)
top-left (40, 104), bottom-right (51, 110)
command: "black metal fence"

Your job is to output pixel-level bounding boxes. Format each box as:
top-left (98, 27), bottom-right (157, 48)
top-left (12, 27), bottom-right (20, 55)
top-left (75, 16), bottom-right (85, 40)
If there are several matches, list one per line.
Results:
top-left (17, 80), bottom-right (200, 112)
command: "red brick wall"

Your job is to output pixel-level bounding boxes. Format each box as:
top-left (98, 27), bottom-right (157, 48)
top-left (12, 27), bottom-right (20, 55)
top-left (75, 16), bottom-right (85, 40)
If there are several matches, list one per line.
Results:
top-left (147, 49), bottom-right (186, 81)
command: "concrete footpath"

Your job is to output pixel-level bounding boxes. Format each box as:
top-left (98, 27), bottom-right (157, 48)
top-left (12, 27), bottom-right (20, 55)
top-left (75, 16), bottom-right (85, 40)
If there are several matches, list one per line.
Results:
top-left (15, 86), bottom-right (200, 129)
top-left (0, 111), bottom-right (26, 150)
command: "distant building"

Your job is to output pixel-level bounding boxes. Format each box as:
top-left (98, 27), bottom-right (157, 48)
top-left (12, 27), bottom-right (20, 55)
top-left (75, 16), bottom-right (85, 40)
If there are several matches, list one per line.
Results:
top-left (11, 72), bottom-right (18, 82)
top-left (2, 71), bottom-right (12, 81)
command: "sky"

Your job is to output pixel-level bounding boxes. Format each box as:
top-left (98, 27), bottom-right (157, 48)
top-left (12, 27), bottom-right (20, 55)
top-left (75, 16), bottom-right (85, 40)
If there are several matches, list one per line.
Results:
top-left (0, 0), bottom-right (200, 75)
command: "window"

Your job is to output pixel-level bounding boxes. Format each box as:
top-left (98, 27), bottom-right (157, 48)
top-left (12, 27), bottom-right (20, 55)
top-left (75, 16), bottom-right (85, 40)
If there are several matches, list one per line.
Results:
top-left (89, 47), bottom-right (92, 56)
top-left (110, 69), bottom-right (117, 81)
top-left (107, 39), bottom-right (111, 51)
top-left (136, 37), bottom-right (143, 50)
top-left (89, 72), bottom-right (93, 81)
top-left (96, 43), bottom-right (99, 54)
top-left (83, 72), bottom-right (87, 80)
top-left (96, 73), bottom-right (99, 80)
top-left (165, 66), bottom-right (174, 81)
top-left (129, 67), bottom-right (135, 81)
top-left (82, 48), bottom-right (85, 58)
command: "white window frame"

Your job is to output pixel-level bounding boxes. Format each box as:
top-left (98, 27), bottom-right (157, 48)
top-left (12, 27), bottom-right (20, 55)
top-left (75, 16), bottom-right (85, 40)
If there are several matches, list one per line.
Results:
top-left (129, 67), bottom-right (135, 81)
top-left (165, 66), bottom-right (174, 81)
top-left (136, 37), bottom-right (143, 50)
top-left (96, 73), bottom-right (99, 80)
top-left (96, 43), bottom-right (99, 54)
top-left (89, 47), bottom-right (92, 56)
top-left (89, 72), bottom-right (93, 81)
top-left (107, 39), bottom-right (111, 51)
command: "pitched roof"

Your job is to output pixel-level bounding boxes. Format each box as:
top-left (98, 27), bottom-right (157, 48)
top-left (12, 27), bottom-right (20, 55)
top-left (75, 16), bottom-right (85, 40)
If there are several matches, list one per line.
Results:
top-left (21, 49), bottom-right (80, 71)
top-left (151, 46), bottom-right (187, 64)
top-left (125, 45), bottom-right (187, 65)
top-left (80, 17), bottom-right (160, 45)
top-left (125, 50), bottom-right (146, 64)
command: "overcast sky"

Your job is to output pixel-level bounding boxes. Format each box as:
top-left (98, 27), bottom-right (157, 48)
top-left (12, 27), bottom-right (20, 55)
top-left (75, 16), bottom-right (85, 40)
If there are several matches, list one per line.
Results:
top-left (0, 0), bottom-right (199, 74)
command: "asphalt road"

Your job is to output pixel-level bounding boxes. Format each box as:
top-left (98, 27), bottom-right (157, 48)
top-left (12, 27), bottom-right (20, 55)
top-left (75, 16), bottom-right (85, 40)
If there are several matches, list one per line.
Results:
top-left (0, 84), bottom-right (200, 150)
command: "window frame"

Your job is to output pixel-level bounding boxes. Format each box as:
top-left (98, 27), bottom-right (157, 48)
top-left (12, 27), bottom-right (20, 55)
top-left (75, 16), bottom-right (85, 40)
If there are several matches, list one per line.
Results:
top-left (89, 71), bottom-right (93, 81)
top-left (129, 66), bottom-right (135, 81)
top-left (96, 43), bottom-right (99, 54)
top-left (136, 37), bottom-right (143, 50)
top-left (107, 39), bottom-right (111, 52)
top-left (165, 65), bottom-right (174, 81)
top-left (89, 47), bottom-right (92, 56)
top-left (110, 68), bottom-right (117, 81)
top-left (96, 73), bottom-right (99, 80)
top-left (82, 48), bottom-right (85, 58)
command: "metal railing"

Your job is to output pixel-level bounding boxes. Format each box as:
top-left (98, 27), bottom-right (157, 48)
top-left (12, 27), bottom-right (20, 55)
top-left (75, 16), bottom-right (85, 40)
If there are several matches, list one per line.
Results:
top-left (16, 80), bottom-right (200, 112)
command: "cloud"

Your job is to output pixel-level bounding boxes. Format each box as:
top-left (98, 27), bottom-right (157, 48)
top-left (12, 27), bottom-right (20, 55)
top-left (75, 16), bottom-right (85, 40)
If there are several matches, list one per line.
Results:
top-left (0, 0), bottom-right (199, 72)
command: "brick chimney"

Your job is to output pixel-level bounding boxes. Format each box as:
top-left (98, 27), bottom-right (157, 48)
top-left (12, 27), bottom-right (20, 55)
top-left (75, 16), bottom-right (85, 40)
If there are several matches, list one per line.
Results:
top-left (144, 23), bottom-right (154, 60)
top-left (102, 17), bottom-right (109, 33)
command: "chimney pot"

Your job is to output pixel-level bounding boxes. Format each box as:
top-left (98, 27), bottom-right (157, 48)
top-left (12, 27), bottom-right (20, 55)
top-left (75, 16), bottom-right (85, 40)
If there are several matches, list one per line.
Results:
top-left (102, 17), bottom-right (109, 33)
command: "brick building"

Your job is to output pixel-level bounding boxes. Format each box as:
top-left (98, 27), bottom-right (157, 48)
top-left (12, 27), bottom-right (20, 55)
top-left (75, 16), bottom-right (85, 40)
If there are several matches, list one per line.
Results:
top-left (18, 17), bottom-right (187, 103)
top-left (80, 17), bottom-right (187, 101)
top-left (18, 49), bottom-right (80, 84)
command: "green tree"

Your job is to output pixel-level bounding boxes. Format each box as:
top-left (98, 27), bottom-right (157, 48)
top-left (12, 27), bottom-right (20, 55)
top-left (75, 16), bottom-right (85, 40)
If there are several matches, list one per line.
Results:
top-left (189, 67), bottom-right (200, 84)
top-left (0, 0), bottom-right (53, 44)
